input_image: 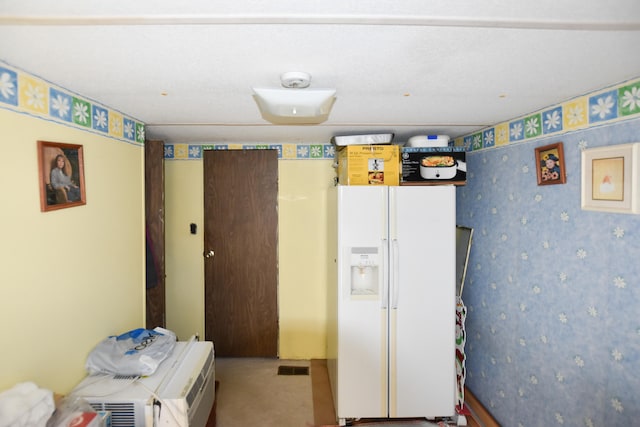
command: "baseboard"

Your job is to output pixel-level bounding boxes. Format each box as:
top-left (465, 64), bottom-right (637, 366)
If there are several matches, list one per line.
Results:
top-left (463, 387), bottom-right (500, 427)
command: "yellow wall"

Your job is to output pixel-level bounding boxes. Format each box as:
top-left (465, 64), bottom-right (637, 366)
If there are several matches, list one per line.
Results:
top-left (0, 109), bottom-right (145, 394)
top-left (279, 160), bottom-right (335, 358)
top-left (164, 160), bottom-right (205, 341)
top-left (165, 157), bottom-right (335, 358)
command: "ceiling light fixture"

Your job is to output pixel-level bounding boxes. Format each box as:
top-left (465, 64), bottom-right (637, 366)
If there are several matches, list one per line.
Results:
top-left (252, 72), bottom-right (336, 125)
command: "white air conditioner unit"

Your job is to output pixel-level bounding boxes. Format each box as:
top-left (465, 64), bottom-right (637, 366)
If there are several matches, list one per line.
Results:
top-left (70, 339), bottom-right (215, 427)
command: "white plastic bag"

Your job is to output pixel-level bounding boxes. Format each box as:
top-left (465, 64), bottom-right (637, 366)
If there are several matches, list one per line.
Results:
top-left (85, 327), bottom-right (176, 376)
top-left (45, 396), bottom-right (98, 427)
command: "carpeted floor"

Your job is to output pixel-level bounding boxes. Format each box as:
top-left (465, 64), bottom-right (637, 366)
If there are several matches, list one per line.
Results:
top-left (212, 358), bottom-right (315, 427)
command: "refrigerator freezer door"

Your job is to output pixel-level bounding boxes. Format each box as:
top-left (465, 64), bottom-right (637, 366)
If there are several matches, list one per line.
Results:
top-left (335, 186), bottom-right (388, 419)
top-left (389, 186), bottom-right (456, 418)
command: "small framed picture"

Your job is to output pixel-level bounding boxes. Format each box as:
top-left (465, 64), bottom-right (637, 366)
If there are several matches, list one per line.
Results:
top-left (37, 140), bottom-right (86, 212)
top-left (581, 142), bottom-right (639, 214)
top-left (535, 142), bottom-right (566, 185)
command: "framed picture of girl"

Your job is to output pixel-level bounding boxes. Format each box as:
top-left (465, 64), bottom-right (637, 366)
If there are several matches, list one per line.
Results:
top-left (37, 140), bottom-right (86, 212)
top-left (535, 142), bottom-right (566, 185)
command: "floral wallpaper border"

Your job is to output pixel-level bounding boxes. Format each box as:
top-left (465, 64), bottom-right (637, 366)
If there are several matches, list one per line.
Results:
top-left (0, 60), bottom-right (145, 145)
top-left (164, 142), bottom-right (337, 161)
top-left (456, 76), bottom-right (640, 151)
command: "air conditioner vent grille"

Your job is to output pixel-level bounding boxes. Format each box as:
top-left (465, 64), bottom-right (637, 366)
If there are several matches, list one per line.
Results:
top-left (186, 348), bottom-right (214, 407)
top-left (89, 402), bottom-right (135, 426)
top-left (187, 374), bottom-right (203, 406)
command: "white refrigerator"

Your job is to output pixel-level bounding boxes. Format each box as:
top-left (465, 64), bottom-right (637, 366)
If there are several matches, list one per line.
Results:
top-left (327, 185), bottom-right (456, 425)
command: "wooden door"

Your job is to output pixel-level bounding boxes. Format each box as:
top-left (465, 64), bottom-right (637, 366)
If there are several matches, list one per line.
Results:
top-left (203, 149), bottom-right (278, 357)
top-left (145, 140), bottom-right (165, 329)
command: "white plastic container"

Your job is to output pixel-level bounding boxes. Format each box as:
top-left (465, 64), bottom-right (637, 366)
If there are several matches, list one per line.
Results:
top-left (406, 135), bottom-right (449, 147)
top-left (332, 133), bottom-right (394, 146)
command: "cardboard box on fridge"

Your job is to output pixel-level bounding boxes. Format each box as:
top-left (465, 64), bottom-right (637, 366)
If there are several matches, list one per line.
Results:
top-left (400, 147), bottom-right (466, 185)
top-left (337, 145), bottom-right (400, 185)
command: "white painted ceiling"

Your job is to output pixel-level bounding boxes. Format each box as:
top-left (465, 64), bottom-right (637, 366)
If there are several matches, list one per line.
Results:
top-left (1, 1), bottom-right (639, 144)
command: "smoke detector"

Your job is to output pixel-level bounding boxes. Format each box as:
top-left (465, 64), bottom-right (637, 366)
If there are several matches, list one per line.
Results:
top-left (280, 71), bottom-right (311, 89)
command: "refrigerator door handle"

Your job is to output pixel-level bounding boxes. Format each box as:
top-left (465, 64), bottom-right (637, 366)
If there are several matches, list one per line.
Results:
top-left (391, 238), bottom-right (400, 309)
top-left (381, 238), bottom-right (388, 308)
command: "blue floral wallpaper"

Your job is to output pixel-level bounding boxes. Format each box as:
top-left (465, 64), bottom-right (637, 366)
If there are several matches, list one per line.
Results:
top-left (456, 118), bottom-right (640, 426)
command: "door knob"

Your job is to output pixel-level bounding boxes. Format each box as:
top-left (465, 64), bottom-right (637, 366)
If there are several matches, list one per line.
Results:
top-left (205, 250), bottom-right (215, 258)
